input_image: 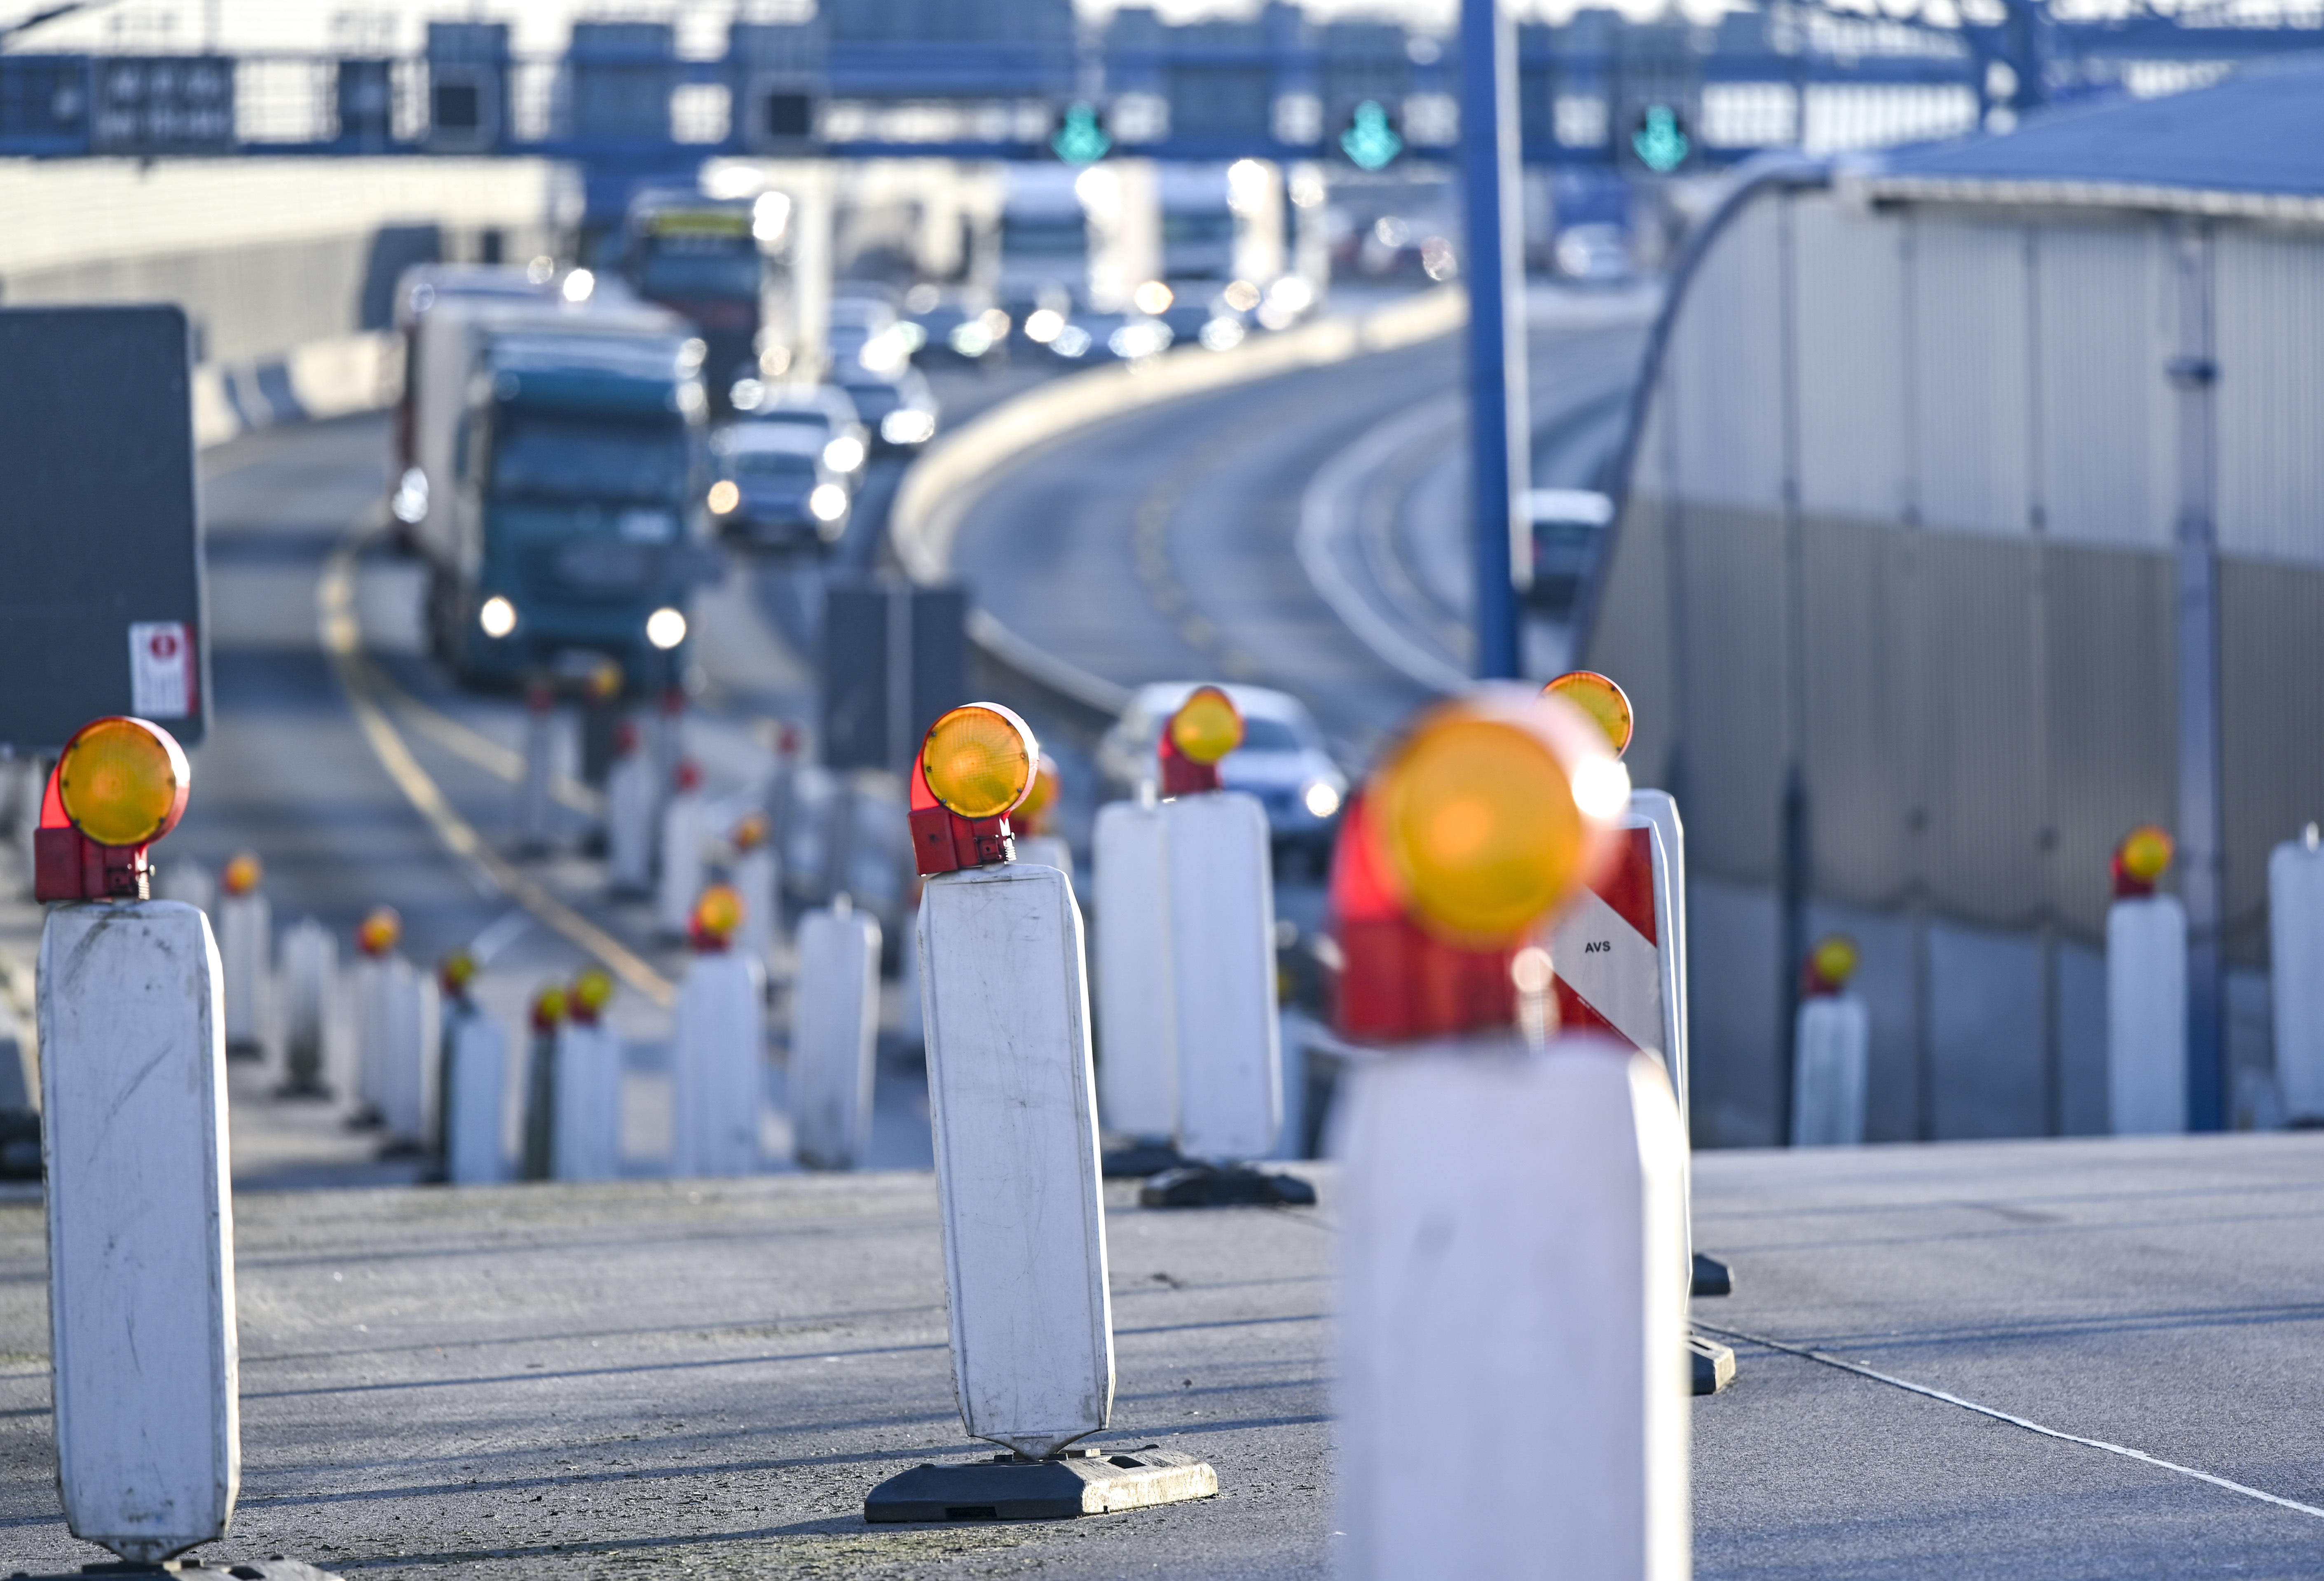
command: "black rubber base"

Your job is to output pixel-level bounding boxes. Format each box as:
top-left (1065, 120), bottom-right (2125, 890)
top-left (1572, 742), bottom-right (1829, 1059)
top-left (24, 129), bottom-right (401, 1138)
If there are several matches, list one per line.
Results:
top-left (1139, 1163), bottom-right (1317, 1208)
top-left (1691, 1252), bottom-right (1733, 1297)
top-left (1691, 1333), bottom-right (1737, 1395)
top-left (864, 1446), bottom-right (1218, 1523)
top-left (1101, 1139), bottom-right (1186, 1178)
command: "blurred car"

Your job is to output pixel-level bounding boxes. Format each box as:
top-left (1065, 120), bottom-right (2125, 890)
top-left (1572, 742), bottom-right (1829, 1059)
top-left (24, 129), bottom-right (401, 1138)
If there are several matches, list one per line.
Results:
top-left (904, 289), bottom-right (1012, 366)
top-left (708, 423), bottom-right (850, 550)
top-left (1553, 223), bottom-right (1635, 287)
top-left (1097, 682), bottom-right (1347, 865)
top-left (836, 365), bottom-right (941, 450)
top-left (733, 383), bottom-right (868, 482)
top-left (1040, 311), bottom-right (1174, 365)
top-left (1525, 487), bottom-right (1614, 610)
top-left (829, 295), bottom-right (906, 375)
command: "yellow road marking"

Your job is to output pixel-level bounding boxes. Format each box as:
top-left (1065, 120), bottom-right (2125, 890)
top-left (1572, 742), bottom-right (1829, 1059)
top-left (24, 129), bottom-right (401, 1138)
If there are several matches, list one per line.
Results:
top-left (317, 539), bottom-right (674, 1007)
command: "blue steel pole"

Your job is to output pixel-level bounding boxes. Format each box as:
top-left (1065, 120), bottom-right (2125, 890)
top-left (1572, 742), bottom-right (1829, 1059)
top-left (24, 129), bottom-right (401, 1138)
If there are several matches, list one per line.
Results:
top-left (1459, 0), bottom-right (1530, 681)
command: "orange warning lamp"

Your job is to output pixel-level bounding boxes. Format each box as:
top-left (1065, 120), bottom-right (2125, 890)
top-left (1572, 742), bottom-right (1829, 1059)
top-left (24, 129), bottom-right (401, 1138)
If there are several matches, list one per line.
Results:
top-left (1805, 934), bottom-right (1860, 997)
top-left (439, 948), bottom-right (478, 1001)
top-left (912, 702), bottom-right (1039, 875)
top-left (356, 906), bottom-right (401, 958)
top-left (1327, 686), bottom-right (1626, 1042)
top-left (690, 883), bottom-right (745, 952)
top-left (1371, 688), bottom-right (1628, 947)
top-left (571, 966), bottom-right (615, 1024)
top-left (2113, 825), bottom-right (2173, 898)
top-left (1161, 685), bottom-right (1242, 796)
top-left (1545, 671), bottom-right (1634, 760)
top-left (1016, 755), bottom-right (1062, 837)
top-left (733, 810), bottom-right (770, 852)
top-left (531, 983), bottom-right (569, 1031)
top-left (222, 850), bottom-right (263, 896)
top-left (34, 716), bottom-right (192, 902)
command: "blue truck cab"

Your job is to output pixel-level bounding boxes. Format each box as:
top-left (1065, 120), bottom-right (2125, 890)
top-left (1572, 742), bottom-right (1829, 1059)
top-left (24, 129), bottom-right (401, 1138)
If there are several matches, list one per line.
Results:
top-left (421, 324), bottom-right (716, 689)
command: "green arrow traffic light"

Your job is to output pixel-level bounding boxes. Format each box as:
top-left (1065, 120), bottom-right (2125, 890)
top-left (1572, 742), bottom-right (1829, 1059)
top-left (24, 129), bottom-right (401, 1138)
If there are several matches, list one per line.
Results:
top-left (1340, 100), bottom-right (1403, 172)
top-left (1631, 104), bottom-right (1689, 174)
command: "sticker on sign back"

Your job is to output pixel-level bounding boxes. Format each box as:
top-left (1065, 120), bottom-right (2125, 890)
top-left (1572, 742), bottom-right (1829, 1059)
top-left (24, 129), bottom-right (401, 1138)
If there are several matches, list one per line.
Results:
top-left (128, 621), bottom-right (196, 719)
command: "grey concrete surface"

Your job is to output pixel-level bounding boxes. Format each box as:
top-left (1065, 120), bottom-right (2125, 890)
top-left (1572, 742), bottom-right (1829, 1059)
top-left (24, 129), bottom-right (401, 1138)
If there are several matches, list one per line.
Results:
top-left (3, 1133), bottom-right (2321, 1575)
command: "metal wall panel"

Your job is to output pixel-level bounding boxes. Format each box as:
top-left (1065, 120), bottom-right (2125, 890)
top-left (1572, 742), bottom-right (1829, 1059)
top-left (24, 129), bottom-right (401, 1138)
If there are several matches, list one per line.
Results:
top-left (2220, 557), bottom-right (2324, 962)
top-left (1927, 917), bottom-right (2047, 1138)
top-left (1794, 193), bottom-right (1907, 525)
top-left (2215, 228), bottom-right (2324, 567)
top-left (1667, 505), bottom-right (1789, 883)
top-left (1588, 487), bottom-right (1679, 793)
top-left (1911, 216), bottom-right (2033, 537)
top-left (1663, 195), bottom-right (1788, 513)
top-left (2034, 221), bottom-right (2172, 551)
top-left (1797, 515), bottom-right (1916, 907)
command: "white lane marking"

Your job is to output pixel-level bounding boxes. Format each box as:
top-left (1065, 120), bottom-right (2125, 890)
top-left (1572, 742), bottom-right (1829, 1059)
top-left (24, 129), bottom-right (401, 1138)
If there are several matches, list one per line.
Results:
top-left (1295, 396), bottom-right (1474, 695)
top-left (1699, 1321), bottom-right (2324, 1522)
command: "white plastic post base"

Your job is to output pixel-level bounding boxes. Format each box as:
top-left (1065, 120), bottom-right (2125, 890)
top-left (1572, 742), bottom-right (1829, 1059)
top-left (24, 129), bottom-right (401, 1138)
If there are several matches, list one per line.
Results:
top-left (607, 748), bottom-right (655, 894)
top-left (2108, 896), bottom-right (2188, 1134)
top-left (2270, 834), bottom-right (2324, 1124)
top-left (1092, 800), bottom-right (1175, 1139)
top-left (1161, 792), bottom-right (1281, 1162)
top-left (1337, 1039), bottom-right (1689, 1581)
top-left (553, 1021), bottom-right (624, 1181)
top-left (442, 1009), bottom-right (508, 1184)
top-left (919, 863), bottom-right (1113, 1458)
top-left (670, 951), bottom-right (766, 1176)
top-left (1791, 993), bottom-right (1870, 1146)
top-left (734, 844), bottom-right (781, 967)
top-left (792, 903), bottom-right (881, 1170)
top-left (278, 917), bottom-right (336, 1092)
top-left (216, 891), bottom-right (269, 1052)
top-left (656, 789), bottom-right (708, 938)
top-left (38, 901), bottom-right (238, 1564)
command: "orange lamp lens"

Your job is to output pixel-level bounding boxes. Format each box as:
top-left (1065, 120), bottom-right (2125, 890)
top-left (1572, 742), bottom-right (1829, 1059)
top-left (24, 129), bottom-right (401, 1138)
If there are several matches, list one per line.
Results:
top-left (1169, 686), bottom-right (1244, 765)
top-left (1369, 691), bottom-right (1617, 945)
top-left (922, 703), bottom-right (1038, 819)
top-left (222, 851), bottom-right (262, 894)
top-left (1811, 933), bottom-right (1860, 989)
top-left (533, 984), bottom-right (569, 1027)
top-left (572, 966), bottom-right (615, 1015)
top-left (1018, 755), bottom-right (1061, 825)
top-left (693, 883), bottom-right (745, 939)
top-left (56, 716), bottom-right (190, 847)
top-left (733, 810), bottom-right (769, 851)
top-left (2119, 825), bottom-right (2174, 883)
top-left (1544, 671), bottom-right (1634, 759)
top-left (440, 949), bottom-right (478, 993)
top-left (357, 906), bottom-right (402, 956)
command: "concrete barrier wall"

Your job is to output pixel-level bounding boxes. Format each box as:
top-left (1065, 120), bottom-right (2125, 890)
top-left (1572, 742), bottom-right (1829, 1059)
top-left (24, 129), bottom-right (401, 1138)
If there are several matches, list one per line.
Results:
top-left (0, 158), bottom-right (575, 365)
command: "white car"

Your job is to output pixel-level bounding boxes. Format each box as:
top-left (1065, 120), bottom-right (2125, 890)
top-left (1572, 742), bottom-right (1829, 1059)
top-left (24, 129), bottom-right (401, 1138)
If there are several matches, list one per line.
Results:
top-left (734, 383), bottom-right (869, 480)
top-left (1097, 682), bottom-right (1348, 865)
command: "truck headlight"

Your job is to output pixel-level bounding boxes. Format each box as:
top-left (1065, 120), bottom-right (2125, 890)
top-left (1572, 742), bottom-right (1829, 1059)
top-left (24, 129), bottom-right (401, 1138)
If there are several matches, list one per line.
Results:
top-left (646, 607), bottom-right (688, 650)
top-left (479, 596), bottom-right (517, 638)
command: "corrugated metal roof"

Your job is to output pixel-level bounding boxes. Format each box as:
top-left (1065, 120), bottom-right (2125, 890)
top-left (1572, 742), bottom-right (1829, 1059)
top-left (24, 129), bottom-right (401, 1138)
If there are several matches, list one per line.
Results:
top-left (1848, 58), bottom-right (2324, 217)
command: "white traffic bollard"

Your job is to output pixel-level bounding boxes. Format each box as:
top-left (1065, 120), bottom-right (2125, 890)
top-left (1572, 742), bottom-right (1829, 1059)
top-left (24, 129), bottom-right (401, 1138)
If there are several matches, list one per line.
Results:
top-left (1791, 937), bottom-right (1870, 1146)
top-left (792, 896), bottom-right (881, 1170)
top-left (554, 969), bottom-right (624, 1181)
top-left (732, 811), bottom-right (781, 969)
top-left (30, 718), bottom-right (237, 1564)
top-left (867, 704), bottom-right (1216, 1521)
top-left (215, 850), bottom-right (269, 1058)
top-left (607, 718), bottom-right (656, 895)
top-left (1338, 1042), bottom-right (1689, 1579)
top-left (2107, 827), bottom-right (2187, 1135)
top-left (437, 952), bottom-right (507, 1185)
top-left (1327, 688), bottom-right (1686, 1578)
top-left (656, 760), bottom-right (707, 940)
top-left (1092, 790), bottom-right (1176, 1142)
top-left (277, 915), bottom-right (336, 1095)
top-left (669, 885), bottom-right (766, 1177)
top-left (1144, 689), bottom-right (1302, 1207)
top-left (518, 678), bottom-right (555, 850)
top-left (2273, 824), bottom-right (2324, 1123)
top-left (352, 907), bottom-right (438, 1146)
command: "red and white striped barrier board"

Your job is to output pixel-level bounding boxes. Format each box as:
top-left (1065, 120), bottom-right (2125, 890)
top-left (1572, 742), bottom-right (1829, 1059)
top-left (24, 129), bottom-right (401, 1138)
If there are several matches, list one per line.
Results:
top-left (1549, 809), bottom-right (1681, 1106)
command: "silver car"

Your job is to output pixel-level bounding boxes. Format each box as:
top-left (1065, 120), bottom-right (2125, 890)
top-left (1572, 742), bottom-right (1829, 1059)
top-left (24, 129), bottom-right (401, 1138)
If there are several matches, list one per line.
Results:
top-left (1097, 682), bottom-right (1348, 865)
